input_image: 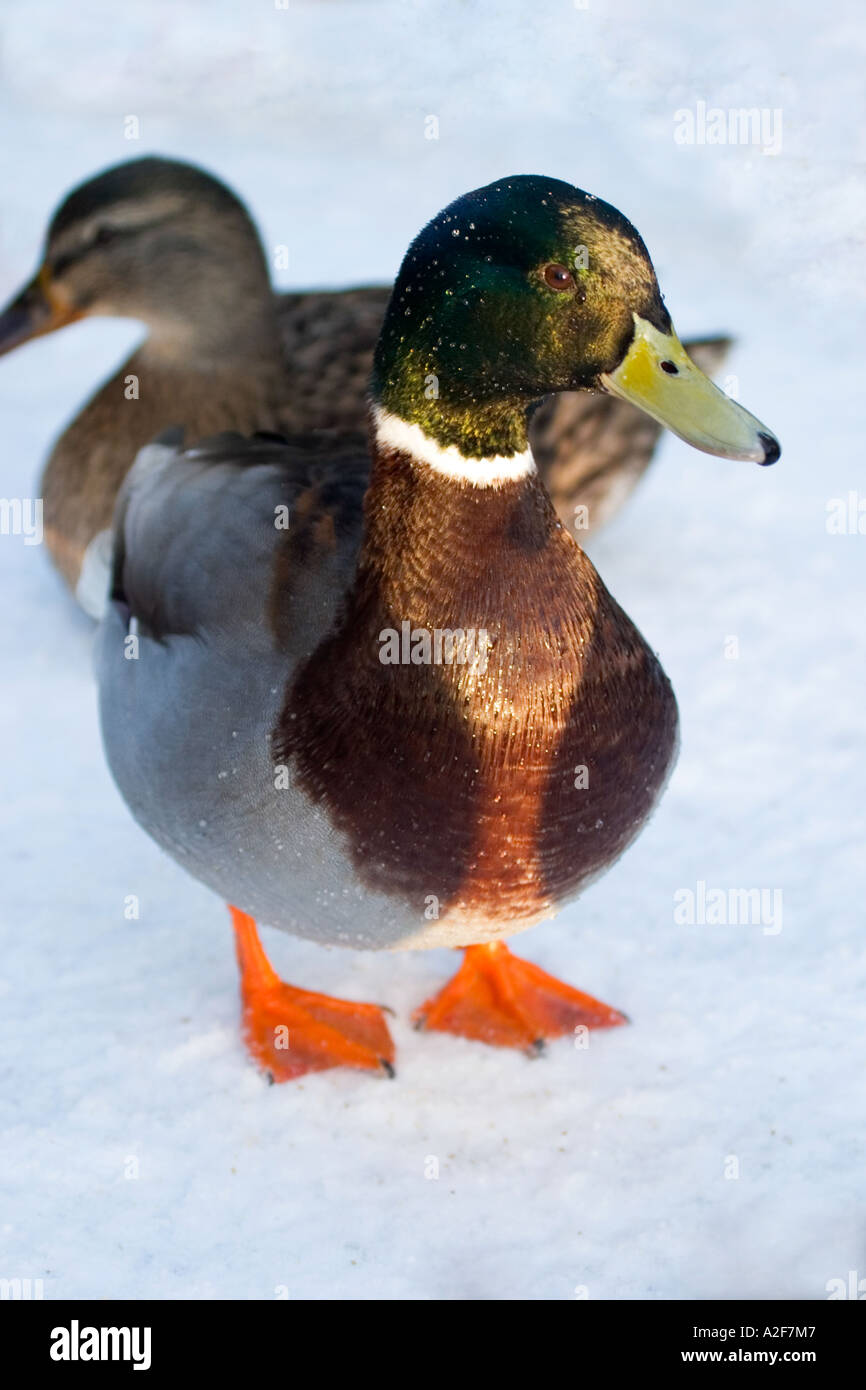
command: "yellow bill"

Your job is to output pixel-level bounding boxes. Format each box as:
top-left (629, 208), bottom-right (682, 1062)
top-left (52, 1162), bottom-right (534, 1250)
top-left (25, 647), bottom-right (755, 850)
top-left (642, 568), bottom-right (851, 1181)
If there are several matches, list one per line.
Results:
top-left (601, 313), bottom-right (780, 465)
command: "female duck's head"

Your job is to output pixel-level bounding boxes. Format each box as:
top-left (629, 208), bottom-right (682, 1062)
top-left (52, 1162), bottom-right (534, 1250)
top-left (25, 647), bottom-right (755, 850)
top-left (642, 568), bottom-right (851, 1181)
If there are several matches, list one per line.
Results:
top-left (372, 175), bottom-right (779, 475)
top-left (0, 156), bottom-right (277, 362)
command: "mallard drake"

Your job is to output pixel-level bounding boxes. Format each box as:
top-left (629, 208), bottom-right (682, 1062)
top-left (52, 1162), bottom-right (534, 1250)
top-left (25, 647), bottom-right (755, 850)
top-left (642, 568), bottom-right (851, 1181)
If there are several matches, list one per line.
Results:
top-left (0, 156), bottom-right (729, 611)
top-left (96, 175), bottom-right (779, 1080)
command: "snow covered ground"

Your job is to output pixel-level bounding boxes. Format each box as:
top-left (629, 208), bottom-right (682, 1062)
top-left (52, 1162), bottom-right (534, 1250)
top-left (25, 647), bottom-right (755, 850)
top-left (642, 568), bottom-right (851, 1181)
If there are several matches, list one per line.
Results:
top-left (0, 0), bottom-right (863, 1300)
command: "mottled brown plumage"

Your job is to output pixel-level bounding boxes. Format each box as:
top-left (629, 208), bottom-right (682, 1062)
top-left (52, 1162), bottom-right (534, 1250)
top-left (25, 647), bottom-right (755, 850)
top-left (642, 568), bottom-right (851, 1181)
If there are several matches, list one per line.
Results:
top-left (43, 356), bottom-right (292, 588)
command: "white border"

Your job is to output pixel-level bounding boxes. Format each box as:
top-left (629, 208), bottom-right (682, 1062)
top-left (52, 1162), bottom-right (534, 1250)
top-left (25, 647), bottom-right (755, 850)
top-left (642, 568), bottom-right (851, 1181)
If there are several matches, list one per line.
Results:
top-left (372, 405), bottom-right (535, 486)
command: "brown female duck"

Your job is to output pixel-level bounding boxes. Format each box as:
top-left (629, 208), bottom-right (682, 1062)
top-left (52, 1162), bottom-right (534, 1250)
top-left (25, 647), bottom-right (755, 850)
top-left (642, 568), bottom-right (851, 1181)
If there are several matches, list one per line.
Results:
top-left (0, 156), bottom-right (728, 610)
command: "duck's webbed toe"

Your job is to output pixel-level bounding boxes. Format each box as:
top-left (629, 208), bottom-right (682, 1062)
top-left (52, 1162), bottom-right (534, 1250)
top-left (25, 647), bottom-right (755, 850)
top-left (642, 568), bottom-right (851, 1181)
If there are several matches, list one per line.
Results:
top-left (232, 908), bottom-right (395, 1081)
top-left (412, 941), bottom-right (627, 1054)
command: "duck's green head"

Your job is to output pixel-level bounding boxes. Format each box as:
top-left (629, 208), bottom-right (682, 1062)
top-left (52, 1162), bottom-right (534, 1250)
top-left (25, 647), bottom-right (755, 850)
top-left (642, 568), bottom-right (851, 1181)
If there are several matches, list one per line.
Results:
top-left (373, 175), bottom-right (779, 467)
top-left (0, 156), bottom-right (276, 362)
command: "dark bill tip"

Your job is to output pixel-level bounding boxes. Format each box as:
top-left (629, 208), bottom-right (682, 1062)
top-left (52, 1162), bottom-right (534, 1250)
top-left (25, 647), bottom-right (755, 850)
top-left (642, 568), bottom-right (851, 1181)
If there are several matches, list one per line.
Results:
top-left (0, 299), bottom-right (37, 357)
top-left (757, 431), bottom-right (781, 466)
top-left (0, 277), bottom-right (52, 357)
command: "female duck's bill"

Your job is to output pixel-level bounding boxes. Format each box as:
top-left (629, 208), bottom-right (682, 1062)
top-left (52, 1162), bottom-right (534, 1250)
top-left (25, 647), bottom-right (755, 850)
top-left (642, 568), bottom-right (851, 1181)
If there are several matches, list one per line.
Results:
top-left (601, 313), bottom-right (780, 465)
top-left (0, 265), bottom-right (82, 355)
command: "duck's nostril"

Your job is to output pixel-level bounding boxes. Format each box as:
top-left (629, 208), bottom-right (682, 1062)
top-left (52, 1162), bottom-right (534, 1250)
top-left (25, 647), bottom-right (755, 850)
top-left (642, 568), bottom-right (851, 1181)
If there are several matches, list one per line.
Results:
top-left (660, 360), bottom-right (678, 375)
top-left (757, 431), bottom-right (781, 466)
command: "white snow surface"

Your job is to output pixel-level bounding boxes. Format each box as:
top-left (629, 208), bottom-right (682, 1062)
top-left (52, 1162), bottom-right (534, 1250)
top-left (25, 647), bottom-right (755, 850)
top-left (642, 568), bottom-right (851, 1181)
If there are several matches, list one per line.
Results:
top-left (0, 0), bottom-right (863, 1301)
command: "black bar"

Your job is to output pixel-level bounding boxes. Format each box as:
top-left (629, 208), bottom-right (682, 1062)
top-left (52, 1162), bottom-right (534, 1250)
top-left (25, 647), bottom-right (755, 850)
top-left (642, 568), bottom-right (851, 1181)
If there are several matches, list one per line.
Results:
top-left (4, 1297), bottom-right (862, 1374)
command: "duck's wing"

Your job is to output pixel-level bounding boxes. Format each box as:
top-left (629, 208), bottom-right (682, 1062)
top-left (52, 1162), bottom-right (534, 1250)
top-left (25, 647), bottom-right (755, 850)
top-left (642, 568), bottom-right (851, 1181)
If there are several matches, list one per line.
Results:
top-left (96, 430), bottom-right (369, 940)
top-left (107, 429), bottom-right (369, 647)
top-left (276, 286), bottom-right (391, 434)
top-left (529, 337), bottom-right (732, 535)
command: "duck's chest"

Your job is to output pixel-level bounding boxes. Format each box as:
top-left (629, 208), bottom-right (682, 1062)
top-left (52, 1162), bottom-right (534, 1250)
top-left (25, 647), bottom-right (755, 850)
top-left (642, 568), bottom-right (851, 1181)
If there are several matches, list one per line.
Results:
top-left (276, 490), bottom-right (679, 939)
top-left (41, 356), bottom-right (290, 587)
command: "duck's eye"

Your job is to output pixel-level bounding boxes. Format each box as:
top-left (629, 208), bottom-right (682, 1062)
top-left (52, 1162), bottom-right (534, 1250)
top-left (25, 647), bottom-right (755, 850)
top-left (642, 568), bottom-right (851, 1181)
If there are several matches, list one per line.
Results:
top-left (660, 360), bottom-right (679, 375)
top-left (543, 263), bottom-right (575, 291)
top-left (93, 225), bottom-right (118, 248)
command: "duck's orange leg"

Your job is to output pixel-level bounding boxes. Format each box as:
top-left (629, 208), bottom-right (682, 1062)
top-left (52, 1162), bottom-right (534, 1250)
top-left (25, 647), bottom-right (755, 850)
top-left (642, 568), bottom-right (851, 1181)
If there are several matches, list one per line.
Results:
top-left (412, 941), bottom-right (627, 1053)
top-left (230, 907), bottom-right (395, 1081)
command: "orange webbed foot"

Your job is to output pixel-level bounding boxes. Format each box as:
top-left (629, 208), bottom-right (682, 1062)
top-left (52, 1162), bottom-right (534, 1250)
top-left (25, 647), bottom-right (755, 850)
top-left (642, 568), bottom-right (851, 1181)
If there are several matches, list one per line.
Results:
top-left (412, 941), bottom-right (627, 1053)
top-left (230, 907), bottom-right (395, 1082)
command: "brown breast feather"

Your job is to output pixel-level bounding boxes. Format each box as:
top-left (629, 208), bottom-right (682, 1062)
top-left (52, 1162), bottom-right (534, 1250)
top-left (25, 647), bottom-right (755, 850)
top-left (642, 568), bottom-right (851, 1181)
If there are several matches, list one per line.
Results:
top-left (275, 450), bottom-right (678, 930)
